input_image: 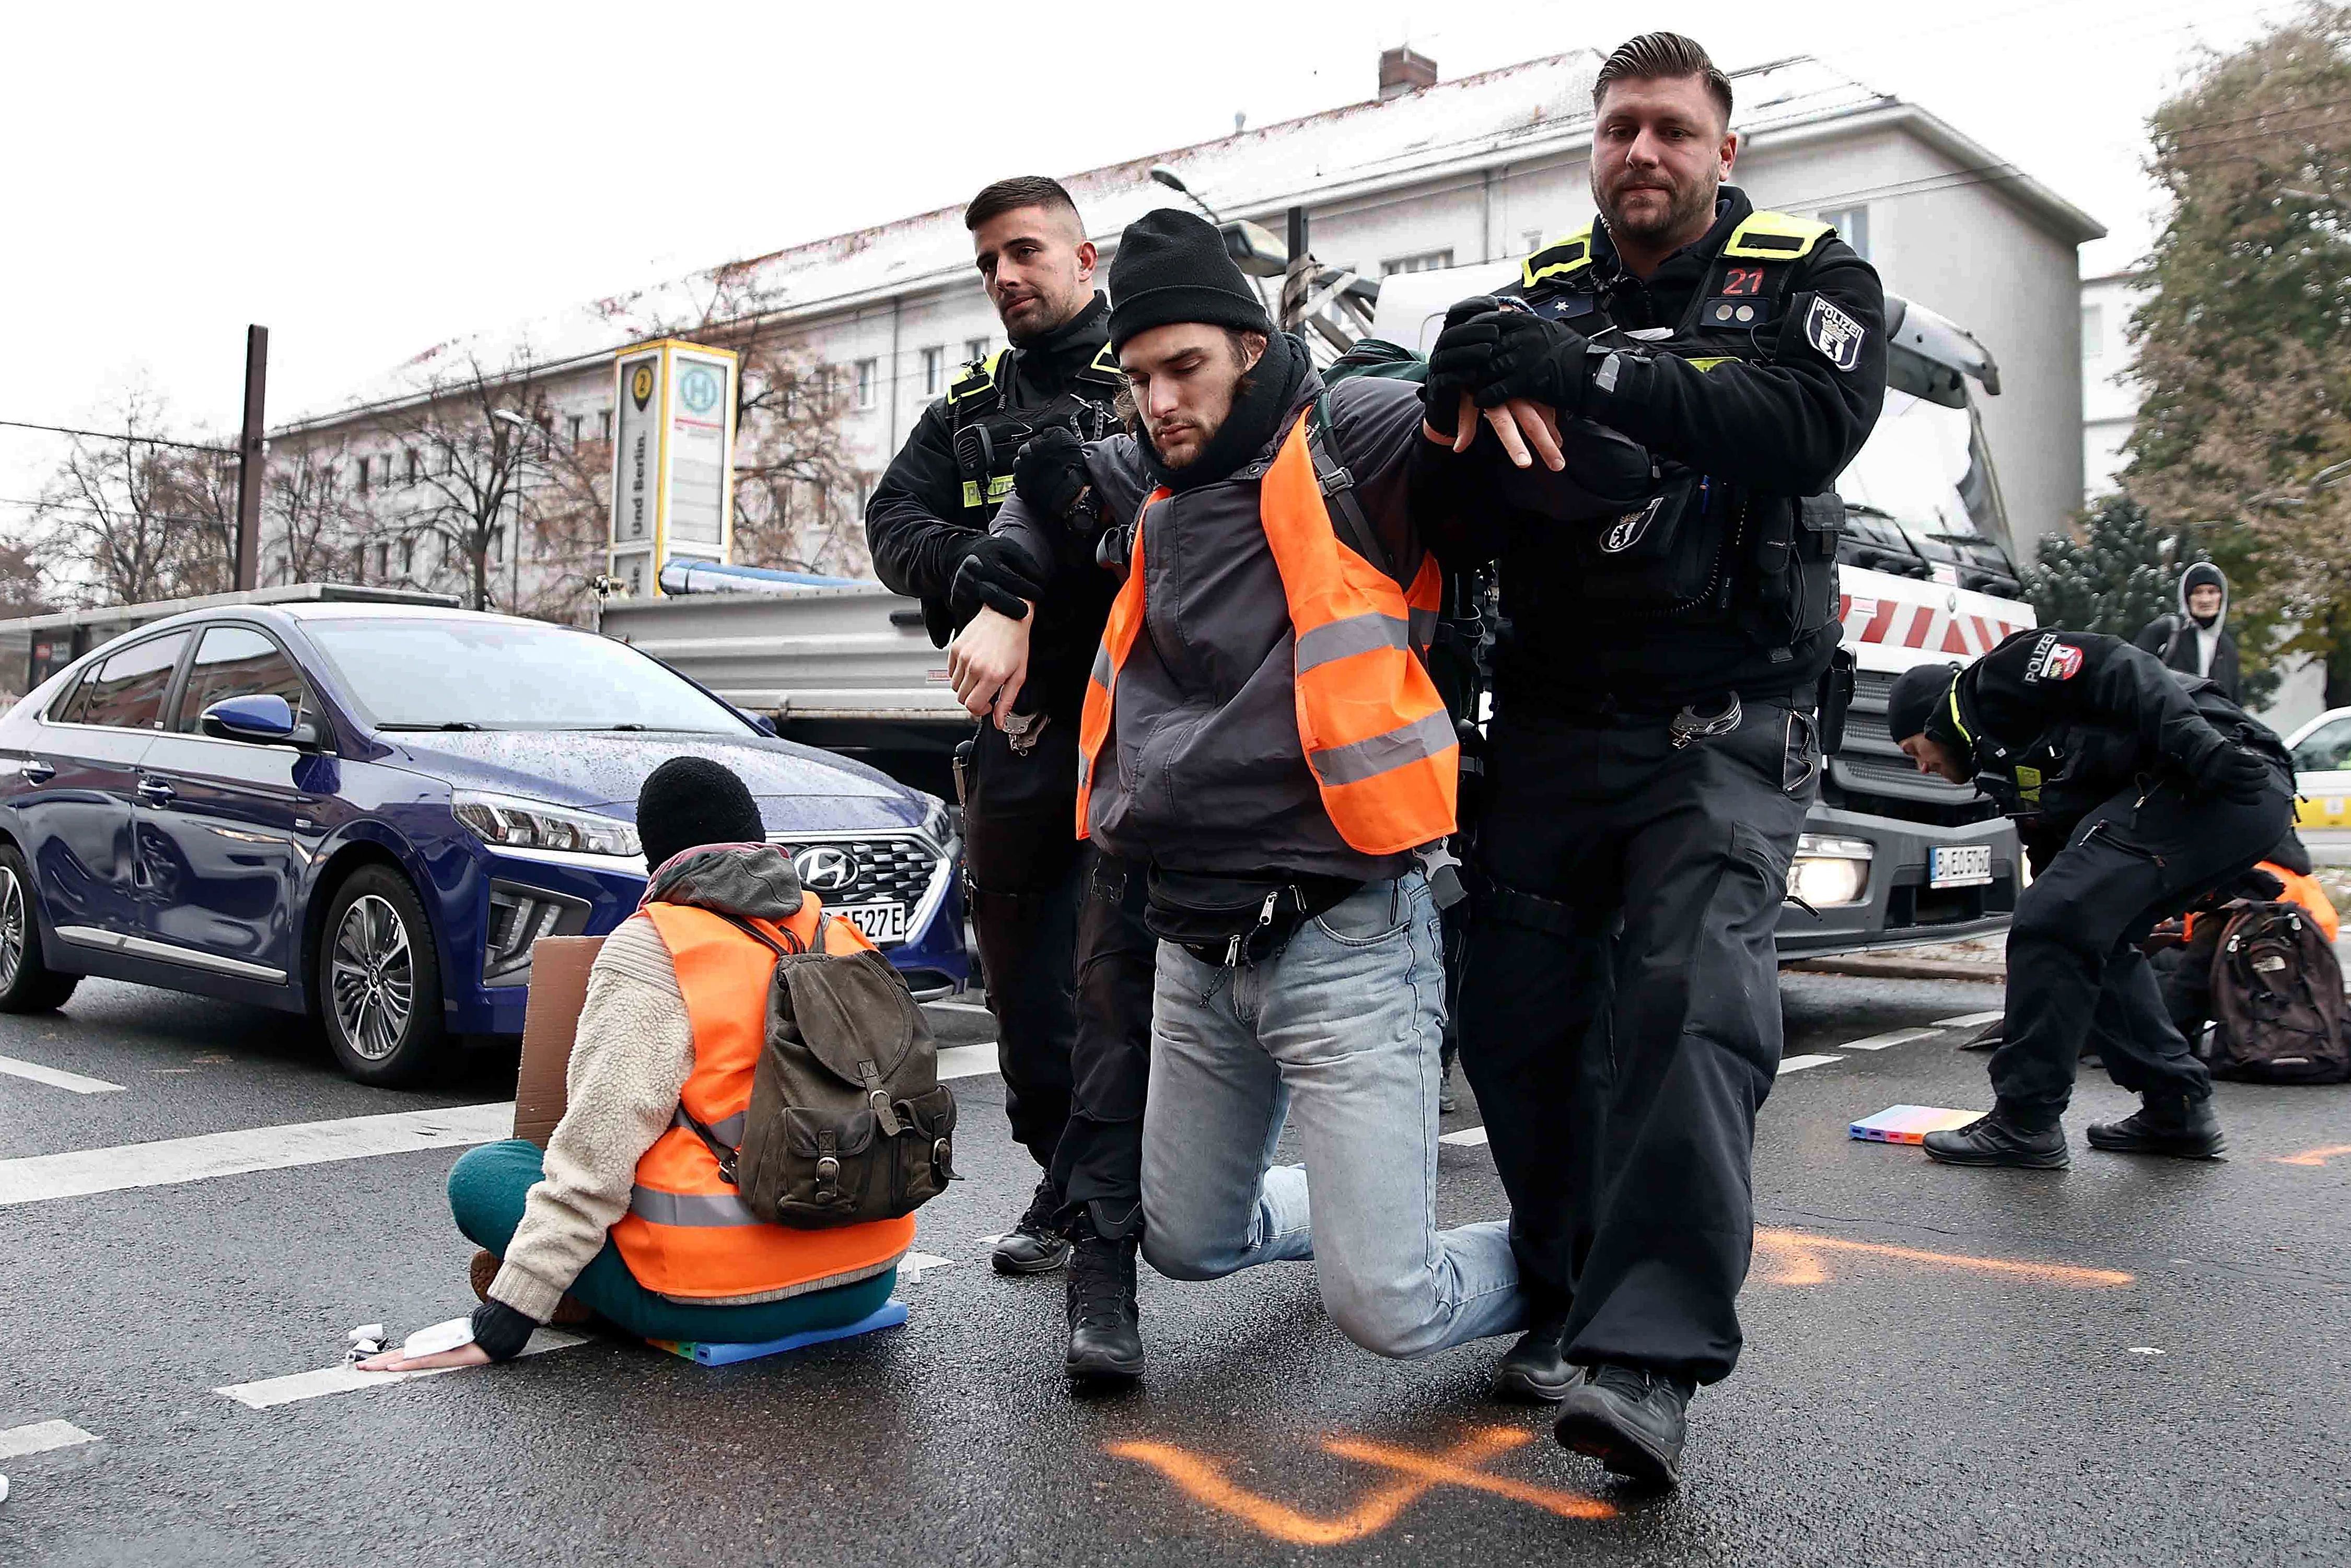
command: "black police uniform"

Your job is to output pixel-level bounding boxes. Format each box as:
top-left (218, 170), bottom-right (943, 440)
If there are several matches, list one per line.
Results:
top-left (1425, 188), bottom-right (1887, 1387)
top-left (864, 294), bottom-right (1155, 1225)
top-left (1927, 628), bottom-right (2293, 1123)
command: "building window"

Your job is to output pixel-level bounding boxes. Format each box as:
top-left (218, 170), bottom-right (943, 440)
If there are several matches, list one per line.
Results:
top-left (490, 525), bottom-right (505, 563)
top-left (1819, 205), bottom-right (1870, 262)
top-left (1520, 228), bottom-right (1546, 255)
top-left (357, 457), bottom-right (370, 493)
top-left (599, 409), bottom-right (613, 440)
top-left (2081, 304), bottom-right (2105, 361)
top-left (374, 542), bottom-right (390, 579)
top-left (567, 414), bottom-right (583, 444)
top-left (1381, 249), bottom-right (1454, 275)
top-left (964, 336), bottom-right (989, 365)
top-left (401, 536), bottom-right (414, 574)
top-left (855, 358), bottom-right (878, 410)
top-left (405, 448), bottom-right (420, 484)
top-left (921, 346), bottom-right (945, 397)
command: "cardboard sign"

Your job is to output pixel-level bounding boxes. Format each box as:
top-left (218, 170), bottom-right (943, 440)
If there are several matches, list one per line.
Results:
top-left (513, 936), bottom-right (606, 1149)
top-left (1849, 1104), bottom-right (1982, 1145)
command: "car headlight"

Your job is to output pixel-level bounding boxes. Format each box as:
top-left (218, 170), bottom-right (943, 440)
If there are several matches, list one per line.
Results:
top-left (453, 790), bottom-right (642, 858)
top-left (1790, 834), bottom-right (1873, 908)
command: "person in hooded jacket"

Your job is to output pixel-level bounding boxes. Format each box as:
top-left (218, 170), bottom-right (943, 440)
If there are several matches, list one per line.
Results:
top-left (2136, 561), bottom-right (2241, 702)
top-left (358, 758), bottom-right (911, 1373)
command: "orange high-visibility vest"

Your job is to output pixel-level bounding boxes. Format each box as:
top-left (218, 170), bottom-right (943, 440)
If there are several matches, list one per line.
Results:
top-left (608, 899), bottom-right (915, 1301)
top-left (2183, 861), bottom-right (2341, 945)
top-left (1076, 408), bottom-right (1457, 856)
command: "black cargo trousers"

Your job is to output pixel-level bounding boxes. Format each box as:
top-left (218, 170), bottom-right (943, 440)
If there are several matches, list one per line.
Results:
top-left (1457, 699), bottom-right (1815, 1387)
top-left (1991, 770), bottom-right (2291, 1122)
top-left (961, 718), bottom-right (1155, 1218)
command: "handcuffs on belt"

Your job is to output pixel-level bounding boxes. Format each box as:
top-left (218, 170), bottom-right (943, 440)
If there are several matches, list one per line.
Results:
top-left (1668, 692), bottom-right (1742, 750)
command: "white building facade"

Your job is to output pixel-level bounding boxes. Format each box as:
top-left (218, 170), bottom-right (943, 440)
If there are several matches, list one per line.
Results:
top-left (2080, 268), bottom-right (2150, 500)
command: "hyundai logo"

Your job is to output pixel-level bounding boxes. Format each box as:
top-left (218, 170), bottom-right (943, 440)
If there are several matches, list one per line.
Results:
top-left (792, 845), bottom-right (859, 892)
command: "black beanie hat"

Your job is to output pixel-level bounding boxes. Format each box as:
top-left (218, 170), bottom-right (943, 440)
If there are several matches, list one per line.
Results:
top-left (637, 756), bottom-right (765, 872)
top-left (1108, 208), bottom-right (1274, 352)
top-left (1887, 662), bottom-right (1962, 744)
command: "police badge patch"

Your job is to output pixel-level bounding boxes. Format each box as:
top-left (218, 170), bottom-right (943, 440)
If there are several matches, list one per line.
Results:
top-left (2022, 630), bottom-right (2082, 683)
top-left (1803, 296), bottom-right (1866, 372)
top-left (1600, 495), bottom-right (1665, 554)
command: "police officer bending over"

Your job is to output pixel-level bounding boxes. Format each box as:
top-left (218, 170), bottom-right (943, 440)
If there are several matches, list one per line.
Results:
top-left (1416, 32), bottom-right (1884, 1488)
top-left (1886, 630), bottom-right (2292, 1167)
top-left (864, 179), bottom-right (1156, 1341)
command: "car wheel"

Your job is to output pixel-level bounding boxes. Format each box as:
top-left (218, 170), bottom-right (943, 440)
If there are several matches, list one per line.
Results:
top-left (318, 864), bottom-right (448, 1086)
top-left (0, 844), bottom-right (80, 1014)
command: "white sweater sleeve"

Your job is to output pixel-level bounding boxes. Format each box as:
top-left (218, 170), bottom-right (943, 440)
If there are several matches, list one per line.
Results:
top-left (488, 917), bottom-right (694, 1320)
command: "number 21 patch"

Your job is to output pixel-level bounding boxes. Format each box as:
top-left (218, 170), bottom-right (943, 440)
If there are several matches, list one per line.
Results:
top-left (1803, 296), bottom-right (1867, 372)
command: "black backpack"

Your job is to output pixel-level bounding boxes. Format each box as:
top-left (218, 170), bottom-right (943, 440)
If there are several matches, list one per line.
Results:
top-left (2206, 902), bottom-right (2351, 1084)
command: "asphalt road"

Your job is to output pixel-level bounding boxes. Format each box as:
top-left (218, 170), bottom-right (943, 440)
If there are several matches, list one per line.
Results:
top-left (2, 970), bottom-right (2347, 1567)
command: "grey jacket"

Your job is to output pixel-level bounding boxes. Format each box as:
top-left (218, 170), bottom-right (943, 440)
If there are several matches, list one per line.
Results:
top-left (994, 373), bottom-right (1429, 882)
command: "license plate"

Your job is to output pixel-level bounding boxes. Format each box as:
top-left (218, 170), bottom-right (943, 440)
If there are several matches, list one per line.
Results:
top-left (1929, 844), bottom-right (1993, 890)
top-left (838, 901), bottom-right (910, 943)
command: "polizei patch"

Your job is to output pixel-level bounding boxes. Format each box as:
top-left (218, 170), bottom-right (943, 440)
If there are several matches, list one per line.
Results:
top-left (1803, 296), bottom-right (1866, 372)
top-left (1600, 496), bottom-right (1666, 554)
top-left (2023, 631), bottom-right (2083, 683)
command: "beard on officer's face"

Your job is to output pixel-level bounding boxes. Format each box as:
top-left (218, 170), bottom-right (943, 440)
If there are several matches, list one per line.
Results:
top-left (1598, 161), bottom-right (1719, 244)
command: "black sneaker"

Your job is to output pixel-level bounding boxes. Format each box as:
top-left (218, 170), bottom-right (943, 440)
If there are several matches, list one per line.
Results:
top-left (1554, 1363), bottom-right (1693, 1489)
top-left (1065, 1212), bottom-right (1145, 1382)
top-left (2088, 1095), bottom-right (2225, 1159)
top-left (1490, 1312), bottom-right (1579, 1403)
top-left (991, 1175), bottom-right (1072, 1275)
top-left (1922, 1110), bottom-right (2070, 1169)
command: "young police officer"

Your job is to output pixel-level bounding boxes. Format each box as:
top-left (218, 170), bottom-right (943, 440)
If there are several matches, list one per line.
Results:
top-left (864, 179), bottom-right (1155, 1337)
top-left (1417, 33), bottom-right (1886, 1487)
top-left (1886, 630), bottom-right (2292, 1167)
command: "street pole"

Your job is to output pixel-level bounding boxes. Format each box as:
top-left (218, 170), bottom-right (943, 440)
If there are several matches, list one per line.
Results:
top-left (234, 325), bottom-right (267, 591)
top-left (1279, 206), bottom-right (1311, 332)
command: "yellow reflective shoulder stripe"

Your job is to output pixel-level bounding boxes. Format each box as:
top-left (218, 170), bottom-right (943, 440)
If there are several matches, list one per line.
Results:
top-left (947, 347), bottom-right (1013, 407)
top-left (1722, 209), bottom-right (1832, 261)
top-left (1522, 227), bottom-right (1595, 290)
top-left (1089, 341), bottom-right (1121, 377)
top-left (1945, 682), bottom-right (1975, 747)
top-left (1686, 356), bottom-right (1735, 372)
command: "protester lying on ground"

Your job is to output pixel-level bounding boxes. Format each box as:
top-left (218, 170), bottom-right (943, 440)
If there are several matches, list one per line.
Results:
top-left (1883, 632), bottom-right (2294, 1168)
top-left (360, 758), bottom-right (912, 1372)
top-left (945, 207), bottom-right (1652, 1364)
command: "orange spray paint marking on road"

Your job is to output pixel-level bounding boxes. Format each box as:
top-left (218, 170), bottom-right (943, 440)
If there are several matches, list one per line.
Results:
top-left (1754, 1227), bottom-right (2133, 1288)
top-left (2273, 1143), bottom-right (2351, 1167)
top-left (1105, 1425), bottom-right (1614, 1546)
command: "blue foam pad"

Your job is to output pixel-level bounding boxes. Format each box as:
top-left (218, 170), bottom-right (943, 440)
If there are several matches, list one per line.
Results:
top-left (650, 1300), bottom-right (909, 1366)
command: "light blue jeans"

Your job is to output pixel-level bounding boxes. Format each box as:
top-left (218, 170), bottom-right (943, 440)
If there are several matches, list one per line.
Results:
top-left (1139, 872), bottom-right (1526, 1359)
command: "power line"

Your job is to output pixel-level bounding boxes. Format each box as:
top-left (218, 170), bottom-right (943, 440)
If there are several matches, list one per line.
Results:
top-left (0, 418), bottom-right (235, 457)
top-left (0, 496), bottom-right (230, 529)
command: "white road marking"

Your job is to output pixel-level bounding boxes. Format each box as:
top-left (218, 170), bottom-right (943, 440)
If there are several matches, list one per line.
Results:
top-left (926, 1001), bottom-right (994, 1015)
top-left (1778, 1054), bottom-right (1845, 1075)
top-left (1840, 1027), bottom-right (1941, 1052)
top-left (0, 1102), bottom-right (514, 1209)
top-left (1935, 1011), bottom-right (2004, 1029)
top-left (216, 1330), bottom-right (586, 1410)
top-left (0, 1419), bottom-right (98, 1459)
top-left (904, 1252), bottom-right (954, 1271)
top-left (935, 1042), bottom-right (999, 1081)
top-left (0, 1055), bottom-right (126, 1094)
top-left (1439, 1126), bottom-right (1491, 1147)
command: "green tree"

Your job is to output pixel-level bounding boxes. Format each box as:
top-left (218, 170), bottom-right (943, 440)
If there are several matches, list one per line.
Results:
top-left (2022, 494), bottom-right (2203, 637)
top-left (2123, 3), bottom-right (2351, 704)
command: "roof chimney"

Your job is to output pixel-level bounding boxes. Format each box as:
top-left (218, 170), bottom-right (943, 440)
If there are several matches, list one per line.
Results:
top-left (1378, 46), bottom-right (1436, 101)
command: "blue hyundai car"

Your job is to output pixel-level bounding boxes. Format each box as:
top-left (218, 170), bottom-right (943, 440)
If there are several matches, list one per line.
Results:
top-left (0, 603), bottom-right (968, 1084)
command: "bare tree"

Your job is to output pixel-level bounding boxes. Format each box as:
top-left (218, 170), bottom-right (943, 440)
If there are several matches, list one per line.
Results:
top-left (382, 349), bottom-right (563, 612)
top-left (29, 387), bottom-right (234, 605)
top-left (263, 440), bottom-right (366, 586)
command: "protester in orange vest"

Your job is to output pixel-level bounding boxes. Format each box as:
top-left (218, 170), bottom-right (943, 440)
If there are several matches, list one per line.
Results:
top-left (360, 758), bottom-right (912, 1372)
top-left (2157, 833), bottom-right (2341, 1048)
top-left (948, 208), bottom-right (1654, 1366)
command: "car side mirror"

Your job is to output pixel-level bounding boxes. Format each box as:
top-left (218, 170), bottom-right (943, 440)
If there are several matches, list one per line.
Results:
top-left (201, 694), bottom-right (299, 744)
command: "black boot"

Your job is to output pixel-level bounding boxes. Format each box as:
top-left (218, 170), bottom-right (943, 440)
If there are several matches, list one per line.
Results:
top-left (2088, 1094), bottom-right (2225, 1159)
top-left (1064, 1210), bottom-right (1144, 1383)
top-left (991, 1174), bottom-right (1073, 1275)
top-left (1922, 1108), bottom-right (2070, 1169)
top-left (1490, 1311), bottom-right (1578, 1403)
top-left (1554, 1363), bottom-right (1694, 1489)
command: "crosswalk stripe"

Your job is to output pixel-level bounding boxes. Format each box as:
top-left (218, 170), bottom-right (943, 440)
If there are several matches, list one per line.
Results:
top-left (936, 1043), bottom-right (1000, 1081)
top-left (0, 1102), bottom-right (514, 1209)
top-left (0, 1055), bottom-right (126, 1094)
top-left (1840, 1027), bottom-right (1940, 1052)
top-left (1935, 1011), bottom-right (2003, 1028)
top-left (1778, 1054), bottom-right (1844, 1075)
top-left (1439, 1126), bottom-right (1490, 1147)
top-left (216, 1330), bottom-right (587, 1410)
top-left (0, 1419), bottom-right (98, 1459)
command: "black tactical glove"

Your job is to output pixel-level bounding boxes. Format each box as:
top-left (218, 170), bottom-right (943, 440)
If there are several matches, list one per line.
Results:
top-left (2177, 726), bottom-right (2273, 802)
top-left (948, 536), bottom-right (1046, 624)
top-left (1421, 296), bottom-right (1506, 439)
top-left (1012, 426), bottom-right (1091, 526)
top-left (1428, 307), bottom-right (1597, 414)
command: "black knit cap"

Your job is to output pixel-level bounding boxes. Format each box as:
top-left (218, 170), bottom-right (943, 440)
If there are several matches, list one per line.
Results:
top-left (1108, 208), bottom-right (1274, 352)
top-left (637, 756), bottom-right (765, 872)
top-left (1887, 662), bottom-right (1962, 744)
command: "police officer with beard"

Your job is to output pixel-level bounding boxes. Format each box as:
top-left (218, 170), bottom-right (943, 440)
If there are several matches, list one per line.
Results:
top-left (865, 178), bottom-right (1154, 1335)
top-left (1414, 33), bottom-right (1885, 1488)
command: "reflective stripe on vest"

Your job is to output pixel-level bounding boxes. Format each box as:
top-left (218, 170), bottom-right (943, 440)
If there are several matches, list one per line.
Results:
top-left (1074, 412), bottom-right (1457, 856)
top-left (609, 902), bottom-right (913, 1300)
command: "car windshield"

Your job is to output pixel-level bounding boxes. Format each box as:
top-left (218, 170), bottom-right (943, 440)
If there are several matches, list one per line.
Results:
top-left (1834, 389), bottom-right (2014, 558)
top-left (301, 617), bottom-right (751, 734)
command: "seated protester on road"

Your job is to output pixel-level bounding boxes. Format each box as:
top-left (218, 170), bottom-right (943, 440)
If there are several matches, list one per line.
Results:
top-left (2152, 826), bottom-right (2338, 1047)
top-left (1884, 632), bottom-right (2294, 1169)
top-left (946, 208), bottom-right (1654, 1361)
top-left (360, 758), bottom-right (911, 1372)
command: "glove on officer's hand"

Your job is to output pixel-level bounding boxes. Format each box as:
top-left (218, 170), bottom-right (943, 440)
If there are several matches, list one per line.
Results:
top-left (1429, 309), bottom-right (1595, 413)
top-left (2179, 727), bottom-right (2273, 802)
top-left (1012, 426), bottom-right (1090, 525)
top-left (1421, 296), bottom-right (1505, 439)
top-left (948, 536), bottom-right (1045, 624)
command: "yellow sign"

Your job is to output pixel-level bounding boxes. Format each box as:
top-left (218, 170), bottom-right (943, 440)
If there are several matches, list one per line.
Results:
top-left (607, 338), bottom-right (738, 599)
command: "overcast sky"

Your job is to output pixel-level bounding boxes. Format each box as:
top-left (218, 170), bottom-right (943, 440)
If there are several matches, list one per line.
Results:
top-left (0, 0), bottom-right (2297, 510)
